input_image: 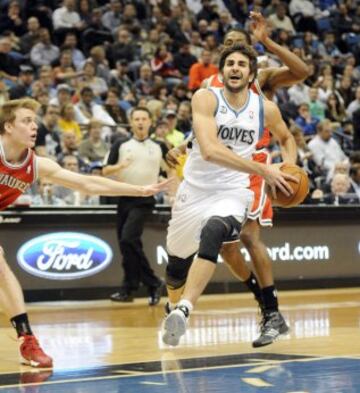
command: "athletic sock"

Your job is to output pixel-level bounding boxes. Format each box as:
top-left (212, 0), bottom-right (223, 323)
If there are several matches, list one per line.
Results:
top-left (244, 272), bottom-right (263, 307)
top-left (261, 285), bottom-right (279, 313)
top-left (168, 302), bottom-right (177, 310)
top-left (10, 313), bottom-right (33, 337)
top-left (177, 299), bottom-right (193, 316)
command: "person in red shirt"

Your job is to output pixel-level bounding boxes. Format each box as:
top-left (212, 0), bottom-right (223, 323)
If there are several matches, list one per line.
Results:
top-left (165, 12), bottom-right (309, 348)
top-left (0, 98), bottom-right (171, 368)
top-left (188, 49), bottom-right (218, 91)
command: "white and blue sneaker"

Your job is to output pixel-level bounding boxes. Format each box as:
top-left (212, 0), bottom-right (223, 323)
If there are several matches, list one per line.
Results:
top-left (162, 305), bottom-right (189, 346)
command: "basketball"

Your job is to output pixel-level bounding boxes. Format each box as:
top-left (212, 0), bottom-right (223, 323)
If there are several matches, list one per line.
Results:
top-left (272, 164), bottom-right (309, 208)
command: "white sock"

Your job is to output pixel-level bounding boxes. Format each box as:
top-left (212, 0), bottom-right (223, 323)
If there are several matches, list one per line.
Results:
top-left (177, 299), bottom-right (193, 313)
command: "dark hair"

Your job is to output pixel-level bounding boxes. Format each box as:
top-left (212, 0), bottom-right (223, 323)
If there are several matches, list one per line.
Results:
top-left (80, 86), bottom-right (94, 96)
top-left (224, 27), bottom-right (251, 46)
top-left (219, 44), bottom-right (258, 84)
top-left (350, 163), bottom-right (360, 177)
top-left (130, 106), bottom-right (152, 119)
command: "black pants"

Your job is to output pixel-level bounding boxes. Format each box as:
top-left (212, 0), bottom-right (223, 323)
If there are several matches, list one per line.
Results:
top-left (116, 196), bottom-right (161, 292)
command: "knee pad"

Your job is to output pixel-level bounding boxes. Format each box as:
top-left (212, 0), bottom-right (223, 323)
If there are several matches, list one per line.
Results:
top-left (166, 254), bottom-right (195, 290)
top-left (198, 216), bottom-right (242, 263)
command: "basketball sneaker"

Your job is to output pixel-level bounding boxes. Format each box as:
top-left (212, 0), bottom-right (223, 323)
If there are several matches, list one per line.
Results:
top-left (252, 311), bottom-right (289, 348)
top-left (148, 281), bottom-right (165, 306)
top-left (19, 335), bottom-right (53, 368)
top-left (162, 305), bottom-right (189, 346)
top-left (110, 287), bottom-right (134, 302)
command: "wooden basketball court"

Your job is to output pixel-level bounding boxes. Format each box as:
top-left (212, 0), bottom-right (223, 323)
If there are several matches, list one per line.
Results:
top-left (0, 287), bottom-right (359, 392)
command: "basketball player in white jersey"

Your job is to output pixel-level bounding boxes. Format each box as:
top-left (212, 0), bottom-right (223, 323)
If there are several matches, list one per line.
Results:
top-left (162, 44), bottom-right (297, 346)
top-left (166, 12), bottom-right (308, 347)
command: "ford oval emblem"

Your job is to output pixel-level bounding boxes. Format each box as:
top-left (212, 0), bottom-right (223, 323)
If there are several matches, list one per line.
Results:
top-left (17, 232), bottom-right (113, 280)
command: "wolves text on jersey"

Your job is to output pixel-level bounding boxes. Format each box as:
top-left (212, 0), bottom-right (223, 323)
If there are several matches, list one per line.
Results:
top-left (217, 125), bottom-right (255, 145)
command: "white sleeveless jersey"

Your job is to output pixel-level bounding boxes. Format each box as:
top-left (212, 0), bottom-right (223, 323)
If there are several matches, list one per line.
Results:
top-left (184, 88), bottom-right (264, 190)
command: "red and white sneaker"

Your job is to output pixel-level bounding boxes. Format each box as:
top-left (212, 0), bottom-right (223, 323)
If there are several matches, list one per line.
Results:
top-left (19, 335), bottom-right (53, 368)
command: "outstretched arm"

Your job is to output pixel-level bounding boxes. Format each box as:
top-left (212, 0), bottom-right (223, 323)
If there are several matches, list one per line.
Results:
top-left (250, 12), bottom-right (309, 96)
top-left (264, 100), bottom-right (297, 165)
top-left (37, 157), bottom-right (171, 197)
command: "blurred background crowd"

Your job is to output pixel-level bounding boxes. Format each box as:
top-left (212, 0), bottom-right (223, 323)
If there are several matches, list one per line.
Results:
top-left (0, 0), bottom-right (359, 207)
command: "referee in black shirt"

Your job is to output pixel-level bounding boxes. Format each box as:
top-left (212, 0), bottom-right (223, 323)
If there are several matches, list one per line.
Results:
top-left (104, 107), bottom-right (166, 305)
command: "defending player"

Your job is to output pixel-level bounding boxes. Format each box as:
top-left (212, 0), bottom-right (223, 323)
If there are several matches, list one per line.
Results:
top-left (0, 98), bottom-right (171, 367)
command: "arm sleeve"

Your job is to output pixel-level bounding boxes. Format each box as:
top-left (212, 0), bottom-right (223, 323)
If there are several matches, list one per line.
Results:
top-left (106, 139), bottom-right (124, 165)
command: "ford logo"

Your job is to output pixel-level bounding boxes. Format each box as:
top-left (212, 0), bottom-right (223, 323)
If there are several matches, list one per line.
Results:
top-left (17, 232), bottom-right (113, 280)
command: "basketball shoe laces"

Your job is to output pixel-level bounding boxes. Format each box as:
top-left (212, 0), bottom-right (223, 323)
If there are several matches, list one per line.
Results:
top-left (20, 335), bottom-right (53, 368)
top-left (175, 305), bottom-right (190, 318)
top-left (259, 312), bottom-right (280, 337)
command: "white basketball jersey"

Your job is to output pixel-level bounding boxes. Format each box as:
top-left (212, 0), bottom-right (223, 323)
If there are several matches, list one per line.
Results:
top-left (184, 88), bottom-right (264, 190)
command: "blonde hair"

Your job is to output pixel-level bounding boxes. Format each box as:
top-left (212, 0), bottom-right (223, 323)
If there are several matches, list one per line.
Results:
top-left (88, 118), bottom-right (103, 131)
top-left (0, 98), bottom-right (40, 134)
top-left (60, 102), bottom-right (75, 117)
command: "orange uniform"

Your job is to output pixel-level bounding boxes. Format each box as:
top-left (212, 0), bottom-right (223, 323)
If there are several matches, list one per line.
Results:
top-left (206, 73), bottom-right (273, 226)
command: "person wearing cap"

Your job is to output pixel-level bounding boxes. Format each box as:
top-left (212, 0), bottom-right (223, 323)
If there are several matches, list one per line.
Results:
top-left (164, 109), bottom-right (185, 148)
top-left (49, 83), bottom-right (73, 107)
top-left (8, 65), bottom-right (34, 100)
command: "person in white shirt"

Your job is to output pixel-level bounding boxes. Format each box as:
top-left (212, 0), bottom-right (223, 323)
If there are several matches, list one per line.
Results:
top-left (308, 119), bottom-right (347, 182)
top-left (349, 164), bottom-right (360, 200)
top-left (74, 86), bottom-right (116, 127)
top-left (289, 0), bottom-right (316, 17)
top-left (288, 82), bottom-right (310, 106)
top-left (346, 86), bottom-right (360, 120)
top-left (268, 3), bottom-right (296, 34)
top-left (52, 0), bottom-right (82, 30)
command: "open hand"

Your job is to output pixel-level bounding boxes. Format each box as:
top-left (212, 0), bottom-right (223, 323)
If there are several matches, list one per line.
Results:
top-left (250, 11), bottom-right (269, 43)
top-left (140, 178), bottom-right (175, 196)
top-left (263, 163), bottom-right (299, 200)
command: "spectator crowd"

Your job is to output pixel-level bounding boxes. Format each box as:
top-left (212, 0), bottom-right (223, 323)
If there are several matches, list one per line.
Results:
top-left (0, 0), bottom-right (359, 206)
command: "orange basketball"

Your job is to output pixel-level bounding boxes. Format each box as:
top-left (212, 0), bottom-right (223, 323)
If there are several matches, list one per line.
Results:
top-left (272, 164), bottom-right (309, 208)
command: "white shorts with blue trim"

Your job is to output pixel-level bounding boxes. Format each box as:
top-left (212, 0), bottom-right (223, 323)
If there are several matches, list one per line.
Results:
top-left (167, 181), bottom-right (254, 259)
